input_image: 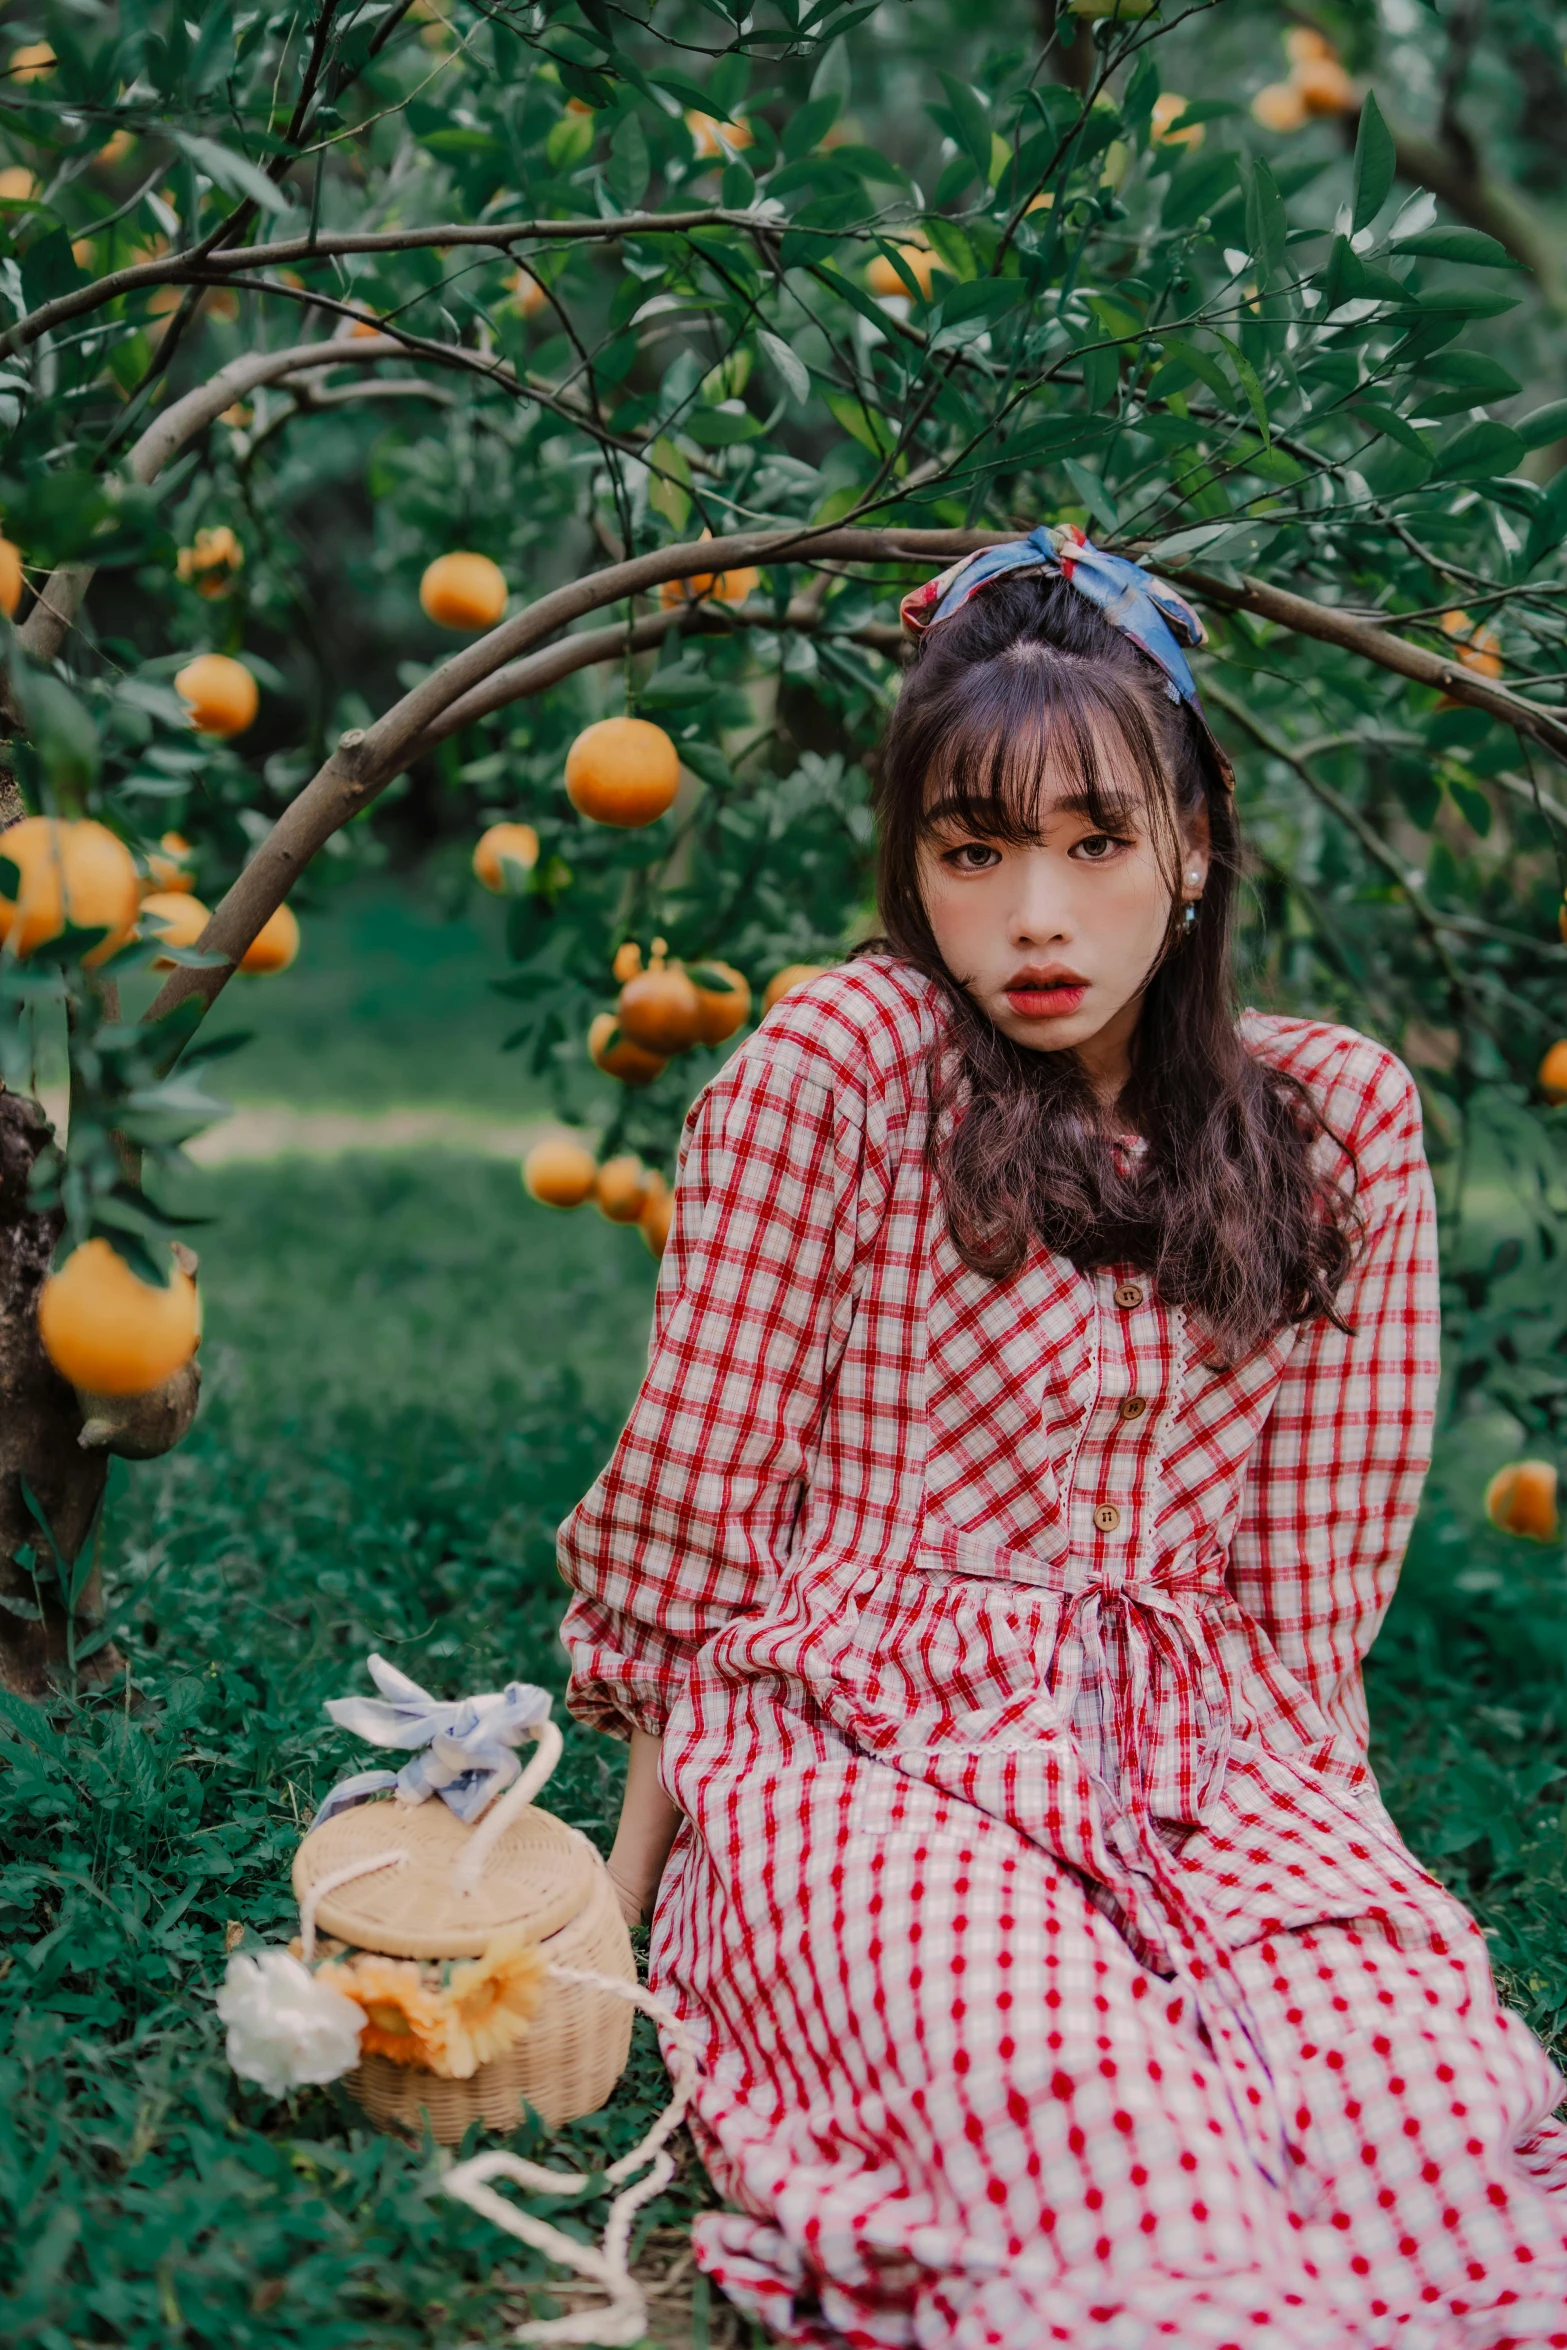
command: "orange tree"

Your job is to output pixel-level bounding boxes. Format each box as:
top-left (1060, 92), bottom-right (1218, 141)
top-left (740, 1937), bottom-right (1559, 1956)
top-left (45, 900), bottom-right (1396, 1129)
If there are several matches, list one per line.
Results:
top-left (2, 0), bottom-right (1567, 1690)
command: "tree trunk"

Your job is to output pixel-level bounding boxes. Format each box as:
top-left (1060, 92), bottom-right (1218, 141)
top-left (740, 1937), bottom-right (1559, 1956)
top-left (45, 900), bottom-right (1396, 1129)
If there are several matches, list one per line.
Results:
top-left (0, 1088), bottom-right (112, 1692)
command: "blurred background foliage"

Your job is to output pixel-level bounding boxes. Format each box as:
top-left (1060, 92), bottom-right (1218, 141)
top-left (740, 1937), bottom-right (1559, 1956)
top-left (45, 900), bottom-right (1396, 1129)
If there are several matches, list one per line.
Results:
top-left (3, 0), bottom-right (1567, 2339)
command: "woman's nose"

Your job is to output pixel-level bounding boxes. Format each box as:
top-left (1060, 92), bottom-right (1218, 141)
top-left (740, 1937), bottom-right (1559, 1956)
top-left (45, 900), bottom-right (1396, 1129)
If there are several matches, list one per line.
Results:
top-left (1008, 860), bottom-right (1070, 946)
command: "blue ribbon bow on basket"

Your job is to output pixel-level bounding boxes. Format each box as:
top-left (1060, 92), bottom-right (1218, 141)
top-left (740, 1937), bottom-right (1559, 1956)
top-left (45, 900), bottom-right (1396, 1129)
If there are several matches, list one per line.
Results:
top-left (315, 1652), bottom-right (555, 1826)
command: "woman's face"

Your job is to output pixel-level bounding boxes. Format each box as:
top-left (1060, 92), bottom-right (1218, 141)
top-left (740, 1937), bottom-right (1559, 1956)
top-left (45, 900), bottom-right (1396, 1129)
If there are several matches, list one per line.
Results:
top-left (915, 733), bottom-right (1209, 1085)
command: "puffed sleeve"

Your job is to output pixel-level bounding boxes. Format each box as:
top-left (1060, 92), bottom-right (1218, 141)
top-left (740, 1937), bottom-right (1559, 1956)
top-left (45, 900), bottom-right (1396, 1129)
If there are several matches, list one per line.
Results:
top-left (1227, 1042), bottom-right (1441, 1753)
top-left (557, 1030), bottom-right (875, 1740)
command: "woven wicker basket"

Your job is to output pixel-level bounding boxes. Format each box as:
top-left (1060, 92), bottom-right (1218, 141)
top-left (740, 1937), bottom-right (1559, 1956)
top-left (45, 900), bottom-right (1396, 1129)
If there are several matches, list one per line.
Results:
top-left (291, 1784), bottom-right (635, 2144)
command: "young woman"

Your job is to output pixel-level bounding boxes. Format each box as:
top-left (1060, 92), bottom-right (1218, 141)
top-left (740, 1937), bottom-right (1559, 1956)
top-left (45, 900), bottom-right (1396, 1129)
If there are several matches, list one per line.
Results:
top-left (560, 530), bottom-right (1567, 2347)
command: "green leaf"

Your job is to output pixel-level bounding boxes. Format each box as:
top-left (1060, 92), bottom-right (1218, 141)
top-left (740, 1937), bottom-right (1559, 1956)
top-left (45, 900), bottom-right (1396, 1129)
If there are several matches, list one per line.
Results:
top-left (683, 404), bottom-right (766, 446)
top-left (1350, 90), bottom-right (1396, 233)
top-left (605, 112), bottom-right (649, 211)
top-left (1515, 400), bottom-right (1567, 452)
top-left (1390, 226), bottom-right (1522, 270)
top-left (1243, 155), bottom-right (1286, 280)
top-left (20, 228), bottom-right (85, 313)
top-left (758, 329), bottom-right (810, 406)
top-left (780, 95), bottom-right (843, 163)
top-left (825, 392), bottom-right (896, 456)
top-left (1432, 419), bottom-right (1527, 481)
top-left (170, 130), bottom-right (290, 212)
top-left (546, 111), bottom-right (595, 171)
top-left (922, 217), bottom-right (978, 282)
top-left (1153, 337), bottom-right (1233, 407)
top-left (646, 436), bottom-right (692, 530)
top-left (1347, 400), bottom-right (1432, 459)
top-left (1062, 458), bottom-right (1120, 530)
top-left (1318, 233), bottom-right (1366, 316)
top-left (1210, 332), bottom-right (1270, 444)
top-left (936, 72), bottom-right (994, 185)
top-left (1522, 469), bottom-right (1567, 575)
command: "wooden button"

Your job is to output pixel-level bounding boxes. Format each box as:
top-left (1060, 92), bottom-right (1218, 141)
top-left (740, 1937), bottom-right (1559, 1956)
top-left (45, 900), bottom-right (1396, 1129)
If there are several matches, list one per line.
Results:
top-left (1112, 1282), bottom-right (1143, 1309)
top-left (1119, 1395), bottom-right (1147, 1422)
top-left (1093, 1503), bottom-right (1122, 1533)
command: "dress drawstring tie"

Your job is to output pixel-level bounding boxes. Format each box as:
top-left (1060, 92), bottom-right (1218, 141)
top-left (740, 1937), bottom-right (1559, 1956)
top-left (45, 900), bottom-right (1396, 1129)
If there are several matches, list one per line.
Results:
top-left (1051, 1573), bottom-right (1295, 2190)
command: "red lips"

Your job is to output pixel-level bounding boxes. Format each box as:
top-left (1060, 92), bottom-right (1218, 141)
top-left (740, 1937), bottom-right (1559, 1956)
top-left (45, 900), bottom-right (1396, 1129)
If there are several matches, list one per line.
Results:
top-left (1004, 966), bottom-right (1088, 1018)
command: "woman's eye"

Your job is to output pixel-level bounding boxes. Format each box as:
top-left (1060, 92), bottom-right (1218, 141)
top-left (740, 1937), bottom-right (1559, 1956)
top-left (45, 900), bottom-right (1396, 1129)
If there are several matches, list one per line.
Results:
top-left (1072, 833), bottom-right (1123, 862)
top-left (943, 841), bottom-right (1001, 872)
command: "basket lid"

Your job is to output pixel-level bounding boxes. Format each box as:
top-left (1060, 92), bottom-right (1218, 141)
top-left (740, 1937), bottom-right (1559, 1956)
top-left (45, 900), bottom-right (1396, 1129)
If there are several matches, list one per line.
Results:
top-left (291, 1797), bottom-right (599, 1958)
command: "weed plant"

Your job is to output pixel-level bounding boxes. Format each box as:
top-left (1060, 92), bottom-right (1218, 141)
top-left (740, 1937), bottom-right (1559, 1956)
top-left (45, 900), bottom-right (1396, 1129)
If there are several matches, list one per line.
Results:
top-left (2, 1152), bottom-right (1564, 2345)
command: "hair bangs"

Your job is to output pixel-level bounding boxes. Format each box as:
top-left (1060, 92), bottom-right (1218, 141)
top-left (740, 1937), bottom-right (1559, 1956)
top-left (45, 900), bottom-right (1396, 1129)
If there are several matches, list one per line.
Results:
top-left (916, 643), bottom-right (1172, 860)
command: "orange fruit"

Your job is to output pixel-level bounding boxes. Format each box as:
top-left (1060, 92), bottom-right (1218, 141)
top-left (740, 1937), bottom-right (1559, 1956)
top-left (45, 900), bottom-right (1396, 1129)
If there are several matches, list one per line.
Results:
top-left (692, 960), bottom-right (750, 1045)
top-left (240, 903), bottom-right (299, 974)
top-left (96, 129), bottom-right (135, 166)
top-left (565, 716), bottom-right (680, 828)
top-left (175, 652), bottom-right (259, 738)
top-left (588, 1011), bottom-right (666, 1086)
top-left (0, 817), bottom-right (140, 965)
top-left (1251, 82), bottom-right (1308, 133)
top-left (143, 831), bottom-right (195, 894)
top-left (1284, 27), bottom-right (1334, 65)
top-left (509, 267), bottom-right (549, 317)
top-left (612, 940), bottom-right (644, 983)
top-left (0, 534), bottom-right (23, 617)
top-left (1539, 1040), bottom-right (1567, 1102)
top-left (659, 532), bottom-right (762, 609)
top-left (1151, 93), bottom-right (1203, 150)
top-left (762, 962), bottom-right (832, 1014)
top-left (139, 890), bottom-right (210, 967)
top-left (595, 1155), bottom-right (651, 1224)
top-left (866, 243), bottom-right (938, 300)
top-left (1484, 1460), bottom-right (1560, 1542)
top-left (420, 551), bottom-right (508, 632)
top-left (1294, 55), bottom-right (1355, 114)
top-left (685, 110), bottom-right (752, 159)
top-left (9, 42), bottom-right (55, 80)
top-left (347, 310), bottom-right (384, 337)
top-left (38, 1237), bottom-right (201, 1398)
top-left (639, 1173), bottom-right (673, 1259)
top-left (1558, 895), bottom-right (1567, 949)
top-left (523, 1136), bottom-right (598, 1208)
top-left (472, 822), bottom-right (539, 893)
top-left (1440, 608), bottom-right (1502, 680)
top-left (618, 957), bottom-right (702, 1054)
top-left (0, 167), bottom-right (37, 203)
top-left (177, 525), bottom-right (243, 597)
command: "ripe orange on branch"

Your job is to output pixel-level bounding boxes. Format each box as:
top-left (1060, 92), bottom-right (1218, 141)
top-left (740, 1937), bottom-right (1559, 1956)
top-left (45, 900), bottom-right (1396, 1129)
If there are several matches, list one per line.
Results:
top-left (472, 823), bottom-right (539, 893)
top-left (240, 904), bottom-right (300, 974)
top-left (1150, 94), bottom-right (1203, 150)
top-left (588, 1012), bottom-right (666, 1085)
top-left (617, 944), bottom-right (702, 1055)
top-left (691, 961), bottom-right (751, 1044)
top-left (0, 817), bottom-right (140, 964)
top-left (0, 533), bottom-right (23, 617)
top-left (763, 962), bottom-right (833, 1014)
top-left (38, 1238), bottom-right (201, 1398)
top-left (176, 652), bottom-right (259, 738)
top-left (1539, 1040), bottom-right (1567, 1102)
top-left (1440, 608), bottom-right (1503, 679)
top-left (595, 1155), bottom-right (652, 1224)
top-left (866, 243), bottom-right (940, 300)
top-left (523, 1136), bottom-right (598, 1209)
top-left (177, 525), bottom-right (244, 596)
top-left (139, 891), bottom-right (211, 967)
top-left (142, 831), bottom-right (196, 894)
top-left (421, 552), bottom-right (508, 632)
top-left (685, 109), bottom-right (752, 158)
top-left (565, 716), bottom-right (680, 828)
top-left (659, 532), bottom-right (760, 608)
top-left (1485, 1461), bottom-right (1560, 1542)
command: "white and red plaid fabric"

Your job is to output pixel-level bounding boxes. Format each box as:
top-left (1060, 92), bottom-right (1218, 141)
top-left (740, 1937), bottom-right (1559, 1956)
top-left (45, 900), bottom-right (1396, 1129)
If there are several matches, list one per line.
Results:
top-left (560, 959), bottom-right (1567, 2347)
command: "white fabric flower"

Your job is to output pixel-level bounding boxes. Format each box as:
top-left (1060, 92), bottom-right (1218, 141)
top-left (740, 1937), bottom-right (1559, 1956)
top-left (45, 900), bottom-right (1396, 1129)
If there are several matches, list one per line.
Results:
top-left (217, 1948), bottom-right (365, 2095)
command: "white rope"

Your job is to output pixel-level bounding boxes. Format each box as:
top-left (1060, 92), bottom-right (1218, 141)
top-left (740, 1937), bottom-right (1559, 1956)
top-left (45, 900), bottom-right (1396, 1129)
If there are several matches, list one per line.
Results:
top-left (298, 1848), bottom-right (408, 1962)
top-left (453, 1720), bottom-right (564, 1897)
top-left (443, 1967), bottom-right (702, 2348)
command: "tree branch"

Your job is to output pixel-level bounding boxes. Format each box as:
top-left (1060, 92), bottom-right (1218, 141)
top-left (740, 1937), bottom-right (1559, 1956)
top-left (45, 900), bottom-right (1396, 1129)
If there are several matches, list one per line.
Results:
top-left (17, 337), bottom-right (408, 663)
top-left (131, 525), bottom-right (1567, 1045)
top-left (0, 211), bottom-right (815, 358)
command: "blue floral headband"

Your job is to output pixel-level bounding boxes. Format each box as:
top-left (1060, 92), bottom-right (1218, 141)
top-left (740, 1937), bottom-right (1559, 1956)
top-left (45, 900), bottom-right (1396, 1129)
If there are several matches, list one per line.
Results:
top-left (900, 523), bottom-right (1234, 790)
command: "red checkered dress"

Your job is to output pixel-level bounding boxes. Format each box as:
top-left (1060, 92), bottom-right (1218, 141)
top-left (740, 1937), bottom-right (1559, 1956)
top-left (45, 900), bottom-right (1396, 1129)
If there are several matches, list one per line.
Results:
top-left (560, 959), bottom-right (1567, 2348)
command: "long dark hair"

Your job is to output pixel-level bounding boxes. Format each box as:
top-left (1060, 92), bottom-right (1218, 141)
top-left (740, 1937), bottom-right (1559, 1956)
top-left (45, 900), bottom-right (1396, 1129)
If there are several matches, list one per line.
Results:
top-left (871, 571), bottom-right (1359, 1362)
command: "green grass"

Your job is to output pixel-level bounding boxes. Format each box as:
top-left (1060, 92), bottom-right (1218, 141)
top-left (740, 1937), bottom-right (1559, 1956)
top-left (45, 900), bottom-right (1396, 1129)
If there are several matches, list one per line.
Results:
top-left (123, 868), bottom-right (543, 1114)
top-left (4, 1147), bottom-right (1567, 2345)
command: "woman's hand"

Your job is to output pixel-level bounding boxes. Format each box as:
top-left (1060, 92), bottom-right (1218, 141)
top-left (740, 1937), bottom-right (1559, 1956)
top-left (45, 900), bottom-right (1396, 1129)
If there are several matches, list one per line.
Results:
top-left (606, 1726), bottom-right (681, 1933)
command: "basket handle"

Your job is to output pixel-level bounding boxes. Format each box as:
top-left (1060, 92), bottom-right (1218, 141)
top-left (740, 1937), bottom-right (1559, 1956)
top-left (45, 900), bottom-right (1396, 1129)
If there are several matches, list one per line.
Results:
top-left (452, 1717), bottom-right (563, 1897)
